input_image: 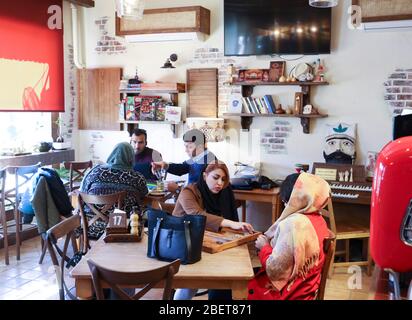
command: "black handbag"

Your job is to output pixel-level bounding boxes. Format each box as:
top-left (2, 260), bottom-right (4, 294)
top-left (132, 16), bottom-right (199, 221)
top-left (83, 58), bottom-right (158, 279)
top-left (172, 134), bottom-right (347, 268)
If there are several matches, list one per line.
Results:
top-left (147, 209), bottom-right (206, 264)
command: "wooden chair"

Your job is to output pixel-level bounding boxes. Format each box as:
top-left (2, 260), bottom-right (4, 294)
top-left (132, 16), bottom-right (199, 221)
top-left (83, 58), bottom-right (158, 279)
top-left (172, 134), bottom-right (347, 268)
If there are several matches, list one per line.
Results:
top-left (4, 162), bottom-right (41, 260)
top-left (78, 191), bottom-right (126, 253)
top-left (316, 230), bottom-right (336, 300)
top-left (0, 168), bottom-right (9, 265)
top-left (46, 214), bottom-right (82, 300)
top-left (322, 198), bottom-right (373, 276)
top-left (63, 160), bottom-right (92, 192)
top-left (87, 258), bottom-right (181, 300)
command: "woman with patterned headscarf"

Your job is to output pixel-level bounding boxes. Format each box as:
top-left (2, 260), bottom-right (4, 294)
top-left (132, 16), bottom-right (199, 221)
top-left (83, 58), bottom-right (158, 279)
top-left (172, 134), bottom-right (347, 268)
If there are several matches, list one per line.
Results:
top-left (248, 172), bottom-right (330, 300)
top-left (80, 142), bottom-right (148, 239)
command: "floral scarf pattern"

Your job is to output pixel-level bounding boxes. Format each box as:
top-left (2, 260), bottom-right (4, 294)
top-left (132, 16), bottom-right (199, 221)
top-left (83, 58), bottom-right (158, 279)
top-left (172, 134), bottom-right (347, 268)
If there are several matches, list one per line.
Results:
top-left (264, 172), bottom-right (330, 291)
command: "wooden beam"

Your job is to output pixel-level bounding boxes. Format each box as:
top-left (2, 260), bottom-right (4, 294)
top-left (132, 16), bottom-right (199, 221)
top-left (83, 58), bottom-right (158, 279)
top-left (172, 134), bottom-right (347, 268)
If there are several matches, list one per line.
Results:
top-left (65, 0), bottom-right (95, 8)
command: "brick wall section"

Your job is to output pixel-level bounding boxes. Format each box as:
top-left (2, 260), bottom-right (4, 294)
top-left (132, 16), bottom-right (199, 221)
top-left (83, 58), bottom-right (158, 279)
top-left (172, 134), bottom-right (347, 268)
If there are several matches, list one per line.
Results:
top-left (261, 120), bottom-right (292, 155)
top-left (95, 16), bottom-right (126, 55)
top-left (63, 45), bottom-right (76, 140)
top-left (385, 69), bottom-right (412, 115)
top-left (191, 47), bottom-right (243, 115)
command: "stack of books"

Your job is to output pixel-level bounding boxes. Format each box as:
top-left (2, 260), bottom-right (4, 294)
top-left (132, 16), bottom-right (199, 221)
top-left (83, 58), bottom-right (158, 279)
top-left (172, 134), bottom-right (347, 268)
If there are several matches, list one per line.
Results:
top-left (241, 95), bottom-right (277, 114)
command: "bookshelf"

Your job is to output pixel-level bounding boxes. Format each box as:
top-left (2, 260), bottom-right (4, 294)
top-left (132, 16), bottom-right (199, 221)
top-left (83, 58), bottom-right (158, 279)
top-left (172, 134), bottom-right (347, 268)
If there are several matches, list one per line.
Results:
top-left (119, 83), bottom-right (186, 138)
top-left (223, 81), bottom-right (329, 133)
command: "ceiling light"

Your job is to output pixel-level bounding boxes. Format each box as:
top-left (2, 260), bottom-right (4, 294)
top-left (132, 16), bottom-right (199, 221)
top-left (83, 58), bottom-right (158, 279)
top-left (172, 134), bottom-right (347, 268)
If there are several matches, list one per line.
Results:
top-left (309, 0), bottom-right (338, 8)
top-left (310, 26), bottom-right (318, 32)
top-left (296, 27), bottom-right (303, 34)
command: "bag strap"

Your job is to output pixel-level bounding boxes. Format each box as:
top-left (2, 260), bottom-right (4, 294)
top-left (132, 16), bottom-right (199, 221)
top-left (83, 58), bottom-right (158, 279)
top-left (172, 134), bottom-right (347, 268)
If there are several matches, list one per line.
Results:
top-left (183, 220), bottom-right (192, 262)
top-left (151, 217), bottom-right (163, 258)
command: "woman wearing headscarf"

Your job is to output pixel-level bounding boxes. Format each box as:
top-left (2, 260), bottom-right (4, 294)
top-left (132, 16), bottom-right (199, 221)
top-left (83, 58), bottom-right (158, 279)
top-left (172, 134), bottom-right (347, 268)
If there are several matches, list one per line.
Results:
top-left (248, 172), bottom-right (330, 300)
top-left (80, 142), bottom-right (148, 239)
top-left (172, 161), bottom-right (254, 300)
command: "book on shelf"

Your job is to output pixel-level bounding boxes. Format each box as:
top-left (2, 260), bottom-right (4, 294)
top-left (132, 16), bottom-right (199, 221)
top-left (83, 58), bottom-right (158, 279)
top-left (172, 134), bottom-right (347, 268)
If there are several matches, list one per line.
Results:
top-left (125, 96), bottom-right (140, 121)
top-left (259, 97), bottom-right (270, 114)
top-left (165, 106), bottom-right (181, 122)
top-left (139, 96), bottom-right (161, 121)
top-left (228, 94), bottom-right (243, 113)
top-left (155, 102), bottom-right (167, 121)
top-left (118, 99), bottom-right (125, 121)
top-left (241, 97), bottom-right (251, 114)
top-left (263, 95), bottom-right (277, 114)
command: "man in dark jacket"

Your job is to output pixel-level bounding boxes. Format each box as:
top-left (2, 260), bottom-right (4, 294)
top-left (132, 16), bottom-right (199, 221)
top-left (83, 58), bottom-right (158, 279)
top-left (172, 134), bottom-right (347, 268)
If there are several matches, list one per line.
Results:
top-left (151, 129), bottom-right (217, 184)
top-left (130, 128), bottom-right (162, 181)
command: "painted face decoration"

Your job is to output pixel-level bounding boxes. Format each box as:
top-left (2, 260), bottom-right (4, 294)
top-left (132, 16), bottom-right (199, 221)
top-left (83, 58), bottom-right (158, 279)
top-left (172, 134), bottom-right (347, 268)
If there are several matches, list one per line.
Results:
top-left (323, 123), bottom-right (356, 164)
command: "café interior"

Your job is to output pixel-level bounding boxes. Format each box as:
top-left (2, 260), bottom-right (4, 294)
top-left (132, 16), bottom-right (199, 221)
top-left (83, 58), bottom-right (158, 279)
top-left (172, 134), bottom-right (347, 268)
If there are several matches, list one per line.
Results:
top-left (0, 0), bottom-right (412, 301)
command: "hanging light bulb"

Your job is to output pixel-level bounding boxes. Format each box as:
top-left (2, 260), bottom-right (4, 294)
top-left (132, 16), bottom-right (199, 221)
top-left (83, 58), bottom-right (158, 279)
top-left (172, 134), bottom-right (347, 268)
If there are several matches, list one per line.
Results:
top-left (309, 0), bottom-right (338, 8)
top-left (116, 0), bottom-right (145, 20)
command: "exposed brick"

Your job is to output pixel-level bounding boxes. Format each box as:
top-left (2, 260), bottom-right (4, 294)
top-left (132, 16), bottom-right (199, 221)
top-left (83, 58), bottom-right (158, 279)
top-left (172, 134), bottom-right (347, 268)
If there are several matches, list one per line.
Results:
top-left (263, 132), bottom-right (274, 137)
top-left (268, 138), bottom-right (285, 144)
top-left (396, 68), bottom-right (406, 72)
top-left (402, 87), bottom-right (412, 93)
top-left (397, 94), bottom-right (412, 100)
top-left (95, 20), bottom-right (101, 25)
top-left (389, 101), bottom-right (405, 108)
top-left (385, 87), bottom-right (401, 93)
top-left (383, 81), bottom-right (392, 86)
top-left (275, 132), bottom-right (288, 138)
top-left (392, 108), bottom-right (404, 115)
top-left (384, 94), bottom-right (396, 100)
top-left (393, 80), bottom-right (412, 86)
top-left (406, 102), bottom-right (412, 107)
top-left (261, 138), bottom-right (268, 143)
top-left (408, 74), bottom-right (412, 79)
top-left (389, 73), bottom-right (407, 79)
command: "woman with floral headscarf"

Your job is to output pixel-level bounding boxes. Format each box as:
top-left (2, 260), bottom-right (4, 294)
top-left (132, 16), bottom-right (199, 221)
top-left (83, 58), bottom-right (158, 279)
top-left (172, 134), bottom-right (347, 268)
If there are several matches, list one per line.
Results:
top-left (248, 172), bottom-right (330, 300)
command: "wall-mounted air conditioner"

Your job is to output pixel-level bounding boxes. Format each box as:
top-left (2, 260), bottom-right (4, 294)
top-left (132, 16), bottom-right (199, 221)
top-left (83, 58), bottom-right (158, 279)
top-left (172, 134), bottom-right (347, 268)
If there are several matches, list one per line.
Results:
top-left (116, 6), bottom-right (210, 42)
top-left (363, 19), bottom-right (412, 31)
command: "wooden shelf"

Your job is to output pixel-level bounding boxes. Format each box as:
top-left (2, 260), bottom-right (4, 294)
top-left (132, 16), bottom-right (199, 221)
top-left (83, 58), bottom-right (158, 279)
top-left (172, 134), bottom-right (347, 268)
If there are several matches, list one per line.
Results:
top-left (232, 81), bottom-right (329, 86)
top-left (231, 80), bottom-right (329, 133)
top-left (118, 120), bottom-right (184, 138)
top-left (223, 113), bottom-right (328, 133)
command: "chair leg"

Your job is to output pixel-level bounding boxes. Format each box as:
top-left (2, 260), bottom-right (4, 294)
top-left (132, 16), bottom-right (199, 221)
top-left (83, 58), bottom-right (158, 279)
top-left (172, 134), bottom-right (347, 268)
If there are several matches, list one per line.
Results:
top-left (15, 209), bottom-right (21, 261)
top-left (38, 237), bottom-right (47, 264)
top-left (366, 240), bottom-right (373, 277)
top-left (344, 239), bottom-right (350, 262)
top-left (1, 210), bottom-right (9, 265)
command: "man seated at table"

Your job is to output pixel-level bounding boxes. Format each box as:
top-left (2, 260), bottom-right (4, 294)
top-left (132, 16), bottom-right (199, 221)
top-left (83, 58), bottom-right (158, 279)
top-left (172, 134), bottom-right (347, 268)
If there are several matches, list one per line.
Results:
top-left (151, 129), bottom-right (217, 184)
top-left (130, 128), bottom-right (162, 181)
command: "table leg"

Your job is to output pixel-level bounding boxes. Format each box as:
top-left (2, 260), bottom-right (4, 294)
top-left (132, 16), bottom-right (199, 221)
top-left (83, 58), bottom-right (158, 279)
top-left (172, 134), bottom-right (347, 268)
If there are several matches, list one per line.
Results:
top-left (241, 200), bottom-right (246, 222)
top-left (231, 281), bottom-right (249, 300)
top-left (75, 279), bottom-right (94, 299)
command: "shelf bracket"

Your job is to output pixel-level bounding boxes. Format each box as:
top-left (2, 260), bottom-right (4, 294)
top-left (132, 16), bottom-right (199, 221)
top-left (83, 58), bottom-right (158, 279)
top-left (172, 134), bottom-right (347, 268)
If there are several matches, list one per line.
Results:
top-left (170, 124), bottom-right (178, 138)
top-left (240, 116), bottom-right (254, 131)
top-left (300, 117), bottom-right (310, 134)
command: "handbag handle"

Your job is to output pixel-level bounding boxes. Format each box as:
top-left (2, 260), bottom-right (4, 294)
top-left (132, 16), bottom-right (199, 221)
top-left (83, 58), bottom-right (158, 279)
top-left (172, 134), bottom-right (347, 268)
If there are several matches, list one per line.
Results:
top-left (151, 217), bottom-right (192, 261)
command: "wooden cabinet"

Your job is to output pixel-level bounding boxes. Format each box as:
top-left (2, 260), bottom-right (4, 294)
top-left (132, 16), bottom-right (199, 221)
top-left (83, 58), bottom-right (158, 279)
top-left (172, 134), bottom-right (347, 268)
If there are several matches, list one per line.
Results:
top-left (223, 81), bottom-right (328, 134)
top-left (78, 68), bottom-right (122, 130)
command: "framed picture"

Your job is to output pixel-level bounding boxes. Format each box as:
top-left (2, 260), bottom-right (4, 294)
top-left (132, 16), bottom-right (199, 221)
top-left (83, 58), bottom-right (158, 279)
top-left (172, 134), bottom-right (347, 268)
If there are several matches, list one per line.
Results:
top-left (244, 69), bottom-right (264, 82)
top-left (294, 92), bottom-right (303, 114)
top-left (269, 61), bottom-right (286, 82)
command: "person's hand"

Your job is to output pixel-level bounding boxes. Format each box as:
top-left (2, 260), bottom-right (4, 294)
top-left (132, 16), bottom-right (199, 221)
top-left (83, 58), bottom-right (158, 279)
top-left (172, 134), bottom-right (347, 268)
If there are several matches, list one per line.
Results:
top-left (166, 181), bottom-right (179, 193)
top-left (227, 220), bottom-right (255, 234)
top-left (151, 161), bottom-right (167, 174)
top-left (255, 235), bottom-right (269, 250)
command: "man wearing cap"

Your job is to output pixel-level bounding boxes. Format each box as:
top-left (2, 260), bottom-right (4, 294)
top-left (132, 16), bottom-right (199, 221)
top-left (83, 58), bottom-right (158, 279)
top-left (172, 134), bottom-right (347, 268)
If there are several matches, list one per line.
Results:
top-left (323, 123), bottom-right (356, 164)
top-left (151, 129), bottom-right (217, 184)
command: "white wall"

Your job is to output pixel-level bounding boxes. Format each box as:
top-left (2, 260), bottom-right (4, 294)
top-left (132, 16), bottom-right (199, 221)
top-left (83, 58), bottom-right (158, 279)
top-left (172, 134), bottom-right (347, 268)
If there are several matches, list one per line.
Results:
top-left (63, 0), bottom-right (412, 229)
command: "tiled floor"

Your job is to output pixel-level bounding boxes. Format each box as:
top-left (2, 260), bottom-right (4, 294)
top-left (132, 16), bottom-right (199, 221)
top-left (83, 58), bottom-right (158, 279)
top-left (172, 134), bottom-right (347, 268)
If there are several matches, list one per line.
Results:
top-left (0, 237), bottom-right (375, 300)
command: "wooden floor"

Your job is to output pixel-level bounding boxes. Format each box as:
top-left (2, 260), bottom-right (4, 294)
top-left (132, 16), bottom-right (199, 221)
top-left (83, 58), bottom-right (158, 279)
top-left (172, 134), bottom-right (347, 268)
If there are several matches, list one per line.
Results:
top-left (0, 236), bottom-right (376, 300)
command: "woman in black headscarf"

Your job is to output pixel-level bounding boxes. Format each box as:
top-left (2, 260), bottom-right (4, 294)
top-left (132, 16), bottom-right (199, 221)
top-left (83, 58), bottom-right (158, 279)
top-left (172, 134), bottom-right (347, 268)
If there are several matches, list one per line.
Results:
top-left (172, 161), bottom-right (254, 300)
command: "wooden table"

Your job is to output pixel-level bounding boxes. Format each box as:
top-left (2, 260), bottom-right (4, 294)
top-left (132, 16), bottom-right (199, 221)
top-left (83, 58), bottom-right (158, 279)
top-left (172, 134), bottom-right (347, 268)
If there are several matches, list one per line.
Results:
top-left (70, 235), bottom-right (254, 300)
top-left (0, 149), bottom-right (75, 168)
top-left (233, 188), bottom-right (282, 224)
